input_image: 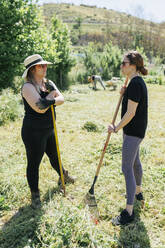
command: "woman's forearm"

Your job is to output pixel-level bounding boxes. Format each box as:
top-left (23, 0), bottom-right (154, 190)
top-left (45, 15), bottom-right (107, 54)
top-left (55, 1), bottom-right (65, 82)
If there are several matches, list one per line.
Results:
top-left (54, 95), bottom-right (64, 106)
top-left (115, 99), bottom-right (138, 133)
top-left (46, 91), bottom-right (64, 106)
top-left (115, 111), bottom-right (135, 132)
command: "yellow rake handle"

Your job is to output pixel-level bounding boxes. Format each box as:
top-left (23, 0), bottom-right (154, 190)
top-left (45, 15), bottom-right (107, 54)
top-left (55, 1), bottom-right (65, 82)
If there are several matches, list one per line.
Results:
top-left (51, 105), bottom-right (66, 196)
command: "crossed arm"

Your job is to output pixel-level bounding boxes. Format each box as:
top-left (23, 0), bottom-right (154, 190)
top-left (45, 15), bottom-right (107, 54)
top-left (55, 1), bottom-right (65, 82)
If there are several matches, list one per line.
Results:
top-left (22, 83), bottom-right (64, 114)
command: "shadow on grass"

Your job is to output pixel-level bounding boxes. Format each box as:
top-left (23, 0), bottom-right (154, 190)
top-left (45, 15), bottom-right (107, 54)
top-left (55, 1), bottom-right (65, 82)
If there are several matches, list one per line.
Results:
top-left (118, 201), bottom-right (151, 248)
top-left (0, 186), bottom-right (60, 248)
top-left (88, 86), bottom-right (101, 91)
top-left (0, 205), bottom-right (43, 248)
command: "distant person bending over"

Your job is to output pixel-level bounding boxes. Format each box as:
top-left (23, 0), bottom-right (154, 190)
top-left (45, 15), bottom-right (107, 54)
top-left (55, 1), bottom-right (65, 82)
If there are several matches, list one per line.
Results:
top-left (88, 75), bottom-right (106, 90)
top-left (108, 51), bottom-right (148, 225)
top-left (21, 54), bottom-right (74, 209)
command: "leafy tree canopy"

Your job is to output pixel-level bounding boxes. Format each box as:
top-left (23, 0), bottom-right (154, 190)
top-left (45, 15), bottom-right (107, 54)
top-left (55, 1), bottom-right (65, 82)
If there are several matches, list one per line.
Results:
top-left (0, 0), bottom-right (41, 89)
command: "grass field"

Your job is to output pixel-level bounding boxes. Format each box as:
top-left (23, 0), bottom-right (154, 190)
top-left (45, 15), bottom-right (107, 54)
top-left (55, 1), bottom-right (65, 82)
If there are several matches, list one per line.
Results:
top-left (0, 82), bottom-right (165, 248)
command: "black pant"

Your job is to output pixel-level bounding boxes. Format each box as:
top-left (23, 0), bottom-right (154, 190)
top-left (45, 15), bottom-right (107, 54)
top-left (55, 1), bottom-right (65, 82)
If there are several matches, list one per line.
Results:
top-left (21, 125), bottom-right (61, 192)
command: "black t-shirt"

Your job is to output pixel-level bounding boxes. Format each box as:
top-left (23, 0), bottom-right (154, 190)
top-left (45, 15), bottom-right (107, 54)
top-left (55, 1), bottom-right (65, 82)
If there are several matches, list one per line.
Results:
top-left (121, 76), bottom-right (148, 138)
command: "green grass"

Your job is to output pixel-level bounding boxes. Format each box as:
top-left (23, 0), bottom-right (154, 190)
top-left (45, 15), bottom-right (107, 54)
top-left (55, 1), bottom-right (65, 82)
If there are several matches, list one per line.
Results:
top-left (0, 83), bottom-right (165, 247)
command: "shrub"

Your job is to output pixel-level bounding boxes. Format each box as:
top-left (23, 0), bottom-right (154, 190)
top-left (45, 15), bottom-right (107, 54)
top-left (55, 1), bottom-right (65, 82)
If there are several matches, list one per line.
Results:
top-left (77, 73), bottom-right (87, 84)
top-left (0, 88), bottom-right (22, 126)
top-left (149, 70), bottom-right (157, 76)
top-left (145, 75), bottom-right (165, 85)
top-left (82, 121), bottom-right (99, 132)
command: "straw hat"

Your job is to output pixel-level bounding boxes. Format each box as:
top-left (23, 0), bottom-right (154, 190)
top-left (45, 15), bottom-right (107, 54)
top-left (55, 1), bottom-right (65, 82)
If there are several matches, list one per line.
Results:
top-left (22, 54), bottom-right (52, 78)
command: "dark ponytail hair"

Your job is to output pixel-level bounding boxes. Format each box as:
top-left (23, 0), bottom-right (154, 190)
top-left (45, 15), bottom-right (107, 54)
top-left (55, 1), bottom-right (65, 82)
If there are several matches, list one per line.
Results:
top-left (139, 66), bottom-right (148, 76)
top-left (126, 51), bottom-right (148, 75)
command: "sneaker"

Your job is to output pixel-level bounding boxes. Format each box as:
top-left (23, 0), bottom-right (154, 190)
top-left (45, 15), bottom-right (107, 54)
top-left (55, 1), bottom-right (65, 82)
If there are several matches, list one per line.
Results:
top-left (31, 191), bottom-right (41, 209)
top-left (58, 170), bottom-right (75, 186)
top-left (112, 209), bottom-right (134, 225)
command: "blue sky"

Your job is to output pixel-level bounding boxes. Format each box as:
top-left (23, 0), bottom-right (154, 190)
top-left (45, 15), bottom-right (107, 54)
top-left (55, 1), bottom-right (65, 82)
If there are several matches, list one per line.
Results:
top-left (38, 0), bottom-right (165, 23)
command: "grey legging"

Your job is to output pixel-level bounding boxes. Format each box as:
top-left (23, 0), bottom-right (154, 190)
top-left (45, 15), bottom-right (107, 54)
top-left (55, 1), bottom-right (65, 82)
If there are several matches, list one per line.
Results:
top-left (122, 134), bottom-right (143, 205)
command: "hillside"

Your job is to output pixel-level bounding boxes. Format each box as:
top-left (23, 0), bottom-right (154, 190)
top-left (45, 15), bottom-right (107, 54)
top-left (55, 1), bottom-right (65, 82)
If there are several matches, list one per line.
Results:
top-left (41, 3), bottom-right (159, 26)
top-left (41, 3), bottom-right (165, 37)
top-left (41, 3), bottom-right (165, 59)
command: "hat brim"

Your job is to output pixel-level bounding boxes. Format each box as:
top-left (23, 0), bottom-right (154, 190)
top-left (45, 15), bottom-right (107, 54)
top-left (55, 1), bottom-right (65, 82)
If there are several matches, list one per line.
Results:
top-left (22, 60), bottom-right (53, 78)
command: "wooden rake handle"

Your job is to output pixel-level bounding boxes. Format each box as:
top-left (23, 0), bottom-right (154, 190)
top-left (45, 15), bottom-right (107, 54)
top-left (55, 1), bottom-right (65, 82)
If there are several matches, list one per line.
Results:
top-left (95, 77), bottom-right (128, 177)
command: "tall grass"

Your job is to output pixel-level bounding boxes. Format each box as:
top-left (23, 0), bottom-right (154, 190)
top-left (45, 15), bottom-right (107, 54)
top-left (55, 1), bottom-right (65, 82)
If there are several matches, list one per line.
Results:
top-left (0, 83), bottom-right (165, 247)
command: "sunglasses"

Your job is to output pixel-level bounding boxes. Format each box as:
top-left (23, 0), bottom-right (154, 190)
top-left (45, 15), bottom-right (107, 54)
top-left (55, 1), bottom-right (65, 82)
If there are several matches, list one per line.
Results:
top-left (40, 64), bottom-right (47, 68)
top-left (121, 61), bottom-right (130, 66)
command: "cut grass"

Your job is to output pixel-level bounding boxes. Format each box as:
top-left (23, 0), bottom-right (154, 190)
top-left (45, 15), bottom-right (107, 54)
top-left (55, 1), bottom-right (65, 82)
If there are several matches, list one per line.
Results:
top-left (0, 83), bottom-right (165, 247)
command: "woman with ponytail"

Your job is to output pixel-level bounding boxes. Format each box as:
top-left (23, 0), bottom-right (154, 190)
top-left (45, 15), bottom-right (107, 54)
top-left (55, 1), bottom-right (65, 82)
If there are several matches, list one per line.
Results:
top-left (108, 51), bottom-right (148, 225)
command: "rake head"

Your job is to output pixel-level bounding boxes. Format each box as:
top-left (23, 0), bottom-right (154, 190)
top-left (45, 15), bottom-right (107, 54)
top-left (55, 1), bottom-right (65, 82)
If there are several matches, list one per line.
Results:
top-left (84, 192), bottom-right (97, 207)
top-left (84, 192), bottom-right (99, 224)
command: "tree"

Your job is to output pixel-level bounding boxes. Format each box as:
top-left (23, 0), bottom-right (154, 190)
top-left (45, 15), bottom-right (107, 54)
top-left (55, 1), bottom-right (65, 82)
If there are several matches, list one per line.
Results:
top-left (73, 17), bottom-right (83, 39)
top-left (100, 42), bottom-right (122, 80)
top-left (48, 15), bottom-right (75, 90)
top-left (83, 43), bottom-right (100, 76)
top-left (78, 42), bottom-right (122, 83)
top-left (0, 0), bottom-right (42, 90)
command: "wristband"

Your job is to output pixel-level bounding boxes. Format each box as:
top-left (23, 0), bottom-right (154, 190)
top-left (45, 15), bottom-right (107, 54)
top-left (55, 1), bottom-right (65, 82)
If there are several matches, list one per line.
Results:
top-left (45, 80), bottom-right (56, 92)
top-left (36, 98), bottom-right (55, 110)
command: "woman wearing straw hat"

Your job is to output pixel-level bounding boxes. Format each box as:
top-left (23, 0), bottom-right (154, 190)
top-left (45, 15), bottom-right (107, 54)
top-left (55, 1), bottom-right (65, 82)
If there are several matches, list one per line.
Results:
top-left (21, 54), bottom-right (74, 208)
top-left (108, 51), bottom-right (148, 225)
